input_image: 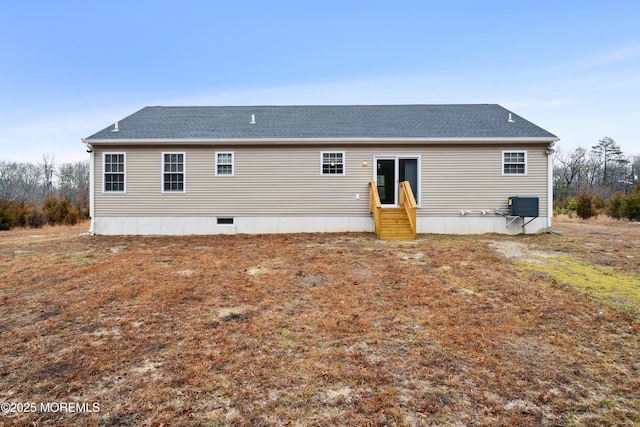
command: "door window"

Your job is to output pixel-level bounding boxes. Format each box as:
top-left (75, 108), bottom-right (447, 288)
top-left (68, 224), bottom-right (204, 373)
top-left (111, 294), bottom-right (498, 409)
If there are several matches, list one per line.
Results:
top-left (376, 159), bottom-right (396, 204)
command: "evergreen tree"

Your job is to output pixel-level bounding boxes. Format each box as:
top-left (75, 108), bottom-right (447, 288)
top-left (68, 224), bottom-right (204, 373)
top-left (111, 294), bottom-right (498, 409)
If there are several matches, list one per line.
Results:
top-left (591, 137), bottom-right (627, 187)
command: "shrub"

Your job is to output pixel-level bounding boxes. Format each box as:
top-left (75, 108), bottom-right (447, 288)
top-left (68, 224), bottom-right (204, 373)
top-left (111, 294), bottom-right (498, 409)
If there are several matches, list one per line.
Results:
top-left (79, 208), bottom-right (90, 221)
top-left (620, 191), bottom-right (640, 221)
top-left (607, 192), bottom-right (625, 220)
top-left (42, 196), bottom-right (75, 226)
top-left (8, 200), bottom-right (38, 228)
top-left (42, 196), bottom-right (63, 225)
top-left (566, 198), bottom-right (578, 212)
top-left (59, 199), bottom-right (74, 225)
top-left (63, 206), bottom-right (79, 225)
top-left (0, 207), bottom-right (14, 230)
top-left (26, 208), bottom-right (47, 228)
top-left (592, 194), bottom-right (606, 211)
top-left (576, 191), bottom-right (595, 220)
top-left (553, 203), bottom-right (564, 215)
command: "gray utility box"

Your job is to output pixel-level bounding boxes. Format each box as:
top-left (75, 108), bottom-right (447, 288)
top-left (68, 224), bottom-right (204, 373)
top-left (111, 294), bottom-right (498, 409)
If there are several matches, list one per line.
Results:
top-left (508, 196), bottom-right (539, 217)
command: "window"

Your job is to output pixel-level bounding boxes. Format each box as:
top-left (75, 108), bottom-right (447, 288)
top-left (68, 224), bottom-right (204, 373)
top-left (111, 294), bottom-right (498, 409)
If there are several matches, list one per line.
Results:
top-left (321, 151), bottom-right (345, 175)
top-left (216, 152), bottom-right (234, 176)
top-left (217, 217), bottom-right (234, 225)
top-left (162, 152), bottom-right (185, 192)
top-left (503, 151), bottom-right (527, 175)
top-left (103, 153), bottom-right (125, 192)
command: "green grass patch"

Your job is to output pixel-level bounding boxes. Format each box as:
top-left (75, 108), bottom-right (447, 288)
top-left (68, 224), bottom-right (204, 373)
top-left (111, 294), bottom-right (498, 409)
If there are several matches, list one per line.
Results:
top-left (520, 255), bottom-right (640, 316)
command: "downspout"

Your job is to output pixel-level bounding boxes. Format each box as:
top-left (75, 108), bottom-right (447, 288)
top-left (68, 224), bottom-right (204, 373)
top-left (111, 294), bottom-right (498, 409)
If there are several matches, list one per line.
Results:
top-left (546, 143), bottom-right (557, 229)
top-left (82, 138), bottom-right (95, 235)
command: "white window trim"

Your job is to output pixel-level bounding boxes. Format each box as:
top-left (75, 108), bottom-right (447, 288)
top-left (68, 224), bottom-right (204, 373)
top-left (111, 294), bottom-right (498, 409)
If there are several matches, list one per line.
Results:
top-left (215, 152), bottom-right (235, 176)
top-left (102, 152), bottom-right (126, 193)
top-left (502, 150), bottom-right (528, 176)
top-left (372, 155), bottom-right (422, 207)
top-left (161, 152), bottom-right (186, 193)
top-left (320, 151), bottom-right (346, 176)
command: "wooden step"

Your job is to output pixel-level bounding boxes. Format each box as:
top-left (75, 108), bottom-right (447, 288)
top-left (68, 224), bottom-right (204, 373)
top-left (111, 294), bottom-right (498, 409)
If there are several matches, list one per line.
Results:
top-left (379, 233), bottom-right (415, 241)
top-left (380, 207), bottom-right (405, 212)
top-left (377, 207), bottom-right (415, 240)
top-left (380, 230), bottom-right (414, 239)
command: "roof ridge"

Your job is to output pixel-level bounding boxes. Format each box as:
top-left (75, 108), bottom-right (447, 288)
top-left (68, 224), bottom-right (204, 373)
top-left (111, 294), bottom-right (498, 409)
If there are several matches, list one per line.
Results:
top-left (143, 103), bottom-right (499, 108)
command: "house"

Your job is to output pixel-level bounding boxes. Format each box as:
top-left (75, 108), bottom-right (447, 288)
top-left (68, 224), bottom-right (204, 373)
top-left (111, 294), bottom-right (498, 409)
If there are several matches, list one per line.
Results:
top-left (82, 104), bottom-right (558, 238)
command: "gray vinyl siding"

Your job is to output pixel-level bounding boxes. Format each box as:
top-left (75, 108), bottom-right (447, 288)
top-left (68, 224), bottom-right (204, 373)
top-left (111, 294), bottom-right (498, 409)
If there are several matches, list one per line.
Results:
top-left (95, 145), bottom-right (372, 217)
top-left (422, 144), bottom-right (548, 217)
top-left (93, 143), bottom-right (548, 218)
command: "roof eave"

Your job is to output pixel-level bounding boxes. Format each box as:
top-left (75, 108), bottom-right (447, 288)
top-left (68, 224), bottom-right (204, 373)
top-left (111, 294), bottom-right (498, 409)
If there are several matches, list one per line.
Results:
top-left (83, 137), bottom-right (559, 146)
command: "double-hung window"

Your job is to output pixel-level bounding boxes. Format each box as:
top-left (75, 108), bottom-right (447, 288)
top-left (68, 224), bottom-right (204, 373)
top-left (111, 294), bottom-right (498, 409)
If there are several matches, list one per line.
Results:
top-left (502, 151), bottom-right (527, 175)
top-left (104, 153), bottom-right (125, 192)
top-left (163, 152), bottom-right (185, 192)
top-left (321, 151), bottom-right (345, 175)
top-left (216, 152), bottom-right (234, 176)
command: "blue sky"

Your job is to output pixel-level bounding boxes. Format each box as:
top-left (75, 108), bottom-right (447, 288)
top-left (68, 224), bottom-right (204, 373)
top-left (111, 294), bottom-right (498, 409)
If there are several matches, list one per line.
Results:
top-left (1, 0), bottom-right (639, 163)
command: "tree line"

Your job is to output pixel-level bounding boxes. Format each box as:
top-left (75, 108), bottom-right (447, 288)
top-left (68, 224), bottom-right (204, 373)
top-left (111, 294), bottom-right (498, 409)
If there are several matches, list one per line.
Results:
top-left (0, 154), bottom-right (89, 230)
top-left (554, 137), bottom-right (640, 220)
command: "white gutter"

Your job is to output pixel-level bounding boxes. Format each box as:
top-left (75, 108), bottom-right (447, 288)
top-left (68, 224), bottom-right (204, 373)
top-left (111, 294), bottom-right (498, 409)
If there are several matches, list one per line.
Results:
top-left (84, 136), bottom-right (560, 146)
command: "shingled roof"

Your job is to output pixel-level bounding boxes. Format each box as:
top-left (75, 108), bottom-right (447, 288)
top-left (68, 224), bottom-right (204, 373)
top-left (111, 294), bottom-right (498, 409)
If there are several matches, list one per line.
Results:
top-left (84, 104), bottom-right (557, 141)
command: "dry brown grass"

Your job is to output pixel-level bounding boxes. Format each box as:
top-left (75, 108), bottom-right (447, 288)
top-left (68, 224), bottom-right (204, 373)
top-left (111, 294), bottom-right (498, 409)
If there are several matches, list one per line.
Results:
top-left (0, 219), bottom-right (639, 426)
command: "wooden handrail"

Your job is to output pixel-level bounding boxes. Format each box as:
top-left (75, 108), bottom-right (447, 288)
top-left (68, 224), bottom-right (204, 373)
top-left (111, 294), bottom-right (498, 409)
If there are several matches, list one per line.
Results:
top-left (399, 181), bottom-right (417, 237)
top-left (369, 181), bottom-right (382, 238)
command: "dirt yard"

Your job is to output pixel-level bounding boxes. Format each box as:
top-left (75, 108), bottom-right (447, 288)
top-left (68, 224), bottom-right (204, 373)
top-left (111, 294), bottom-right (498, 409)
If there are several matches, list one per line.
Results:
top-left (0, 217), bottom-right (638, 426)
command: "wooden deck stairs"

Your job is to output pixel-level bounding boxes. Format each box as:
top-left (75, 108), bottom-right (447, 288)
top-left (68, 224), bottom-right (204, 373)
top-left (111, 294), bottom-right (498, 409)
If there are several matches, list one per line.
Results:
top-left (378, 207), bottom-right (415, 240)
top-left (369, 181), bottom-right (417, 241)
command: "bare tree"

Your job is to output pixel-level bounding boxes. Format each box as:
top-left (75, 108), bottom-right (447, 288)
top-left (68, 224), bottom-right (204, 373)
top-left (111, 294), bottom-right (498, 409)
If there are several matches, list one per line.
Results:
top-left (631, 155), bottom-right (640, 183)
top-left (1, 155), bottom-right (92, 206)
top-left (58, 160), bottom-right (90, 209)
top-left (20, 163), bottom-right (42, 202)
top-left (0, 160), bottom-right (21, 200)
top-left (39, 153), bottom-right (56, 198)
top-left (0, 160), bottom-right (45, 202)
top-left (554, 147), bottom-right (586, 188)
top-left (584, 153), bottom-right (602, 187)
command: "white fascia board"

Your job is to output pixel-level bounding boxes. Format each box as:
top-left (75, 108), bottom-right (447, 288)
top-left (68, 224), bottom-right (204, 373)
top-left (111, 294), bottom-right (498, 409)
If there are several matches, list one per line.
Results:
top-left (83, 137), bottom-right (559, 146)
